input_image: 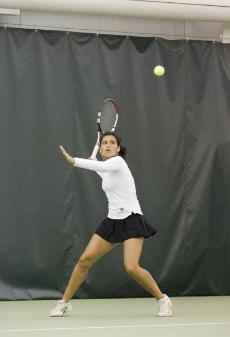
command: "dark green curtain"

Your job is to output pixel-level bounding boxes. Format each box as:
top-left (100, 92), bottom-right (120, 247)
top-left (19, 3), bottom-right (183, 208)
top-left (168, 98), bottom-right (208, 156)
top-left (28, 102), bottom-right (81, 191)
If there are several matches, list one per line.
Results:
top-left (0, 29), bottom-right (229, 300)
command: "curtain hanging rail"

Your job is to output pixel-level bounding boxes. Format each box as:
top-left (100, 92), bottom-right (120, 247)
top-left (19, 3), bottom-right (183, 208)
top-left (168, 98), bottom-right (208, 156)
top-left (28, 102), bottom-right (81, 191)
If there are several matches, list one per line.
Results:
top-left (0, 22), bottom-right (221, 41)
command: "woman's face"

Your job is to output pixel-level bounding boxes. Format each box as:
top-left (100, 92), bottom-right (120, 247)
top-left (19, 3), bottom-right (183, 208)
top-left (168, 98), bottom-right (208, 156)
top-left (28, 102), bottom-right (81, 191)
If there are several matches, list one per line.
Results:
top-left (100, 135), bottom-right (120, 160)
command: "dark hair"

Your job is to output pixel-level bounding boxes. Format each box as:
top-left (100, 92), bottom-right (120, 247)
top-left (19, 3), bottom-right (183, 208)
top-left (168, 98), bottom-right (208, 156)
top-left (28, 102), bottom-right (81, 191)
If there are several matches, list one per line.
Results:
top-left (100, 132), bottom-right (127, 158)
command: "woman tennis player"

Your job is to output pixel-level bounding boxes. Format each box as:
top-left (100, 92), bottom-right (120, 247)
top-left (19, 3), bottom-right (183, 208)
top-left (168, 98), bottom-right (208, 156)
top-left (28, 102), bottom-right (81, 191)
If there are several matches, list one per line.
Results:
top-left (50, 132), bottom-right (172, 317)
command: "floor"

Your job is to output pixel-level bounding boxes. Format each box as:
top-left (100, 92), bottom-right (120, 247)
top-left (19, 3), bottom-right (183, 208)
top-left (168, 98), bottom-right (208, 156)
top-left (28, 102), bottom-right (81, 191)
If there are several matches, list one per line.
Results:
top-left (0, 296), bottom-right (229, 337)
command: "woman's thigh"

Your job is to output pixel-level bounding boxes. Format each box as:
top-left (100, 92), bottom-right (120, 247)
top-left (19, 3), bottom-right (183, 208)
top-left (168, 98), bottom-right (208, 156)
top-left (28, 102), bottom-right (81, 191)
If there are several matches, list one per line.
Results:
top-left (123, 237), bottom-right (144, 267)
top-left (80, 234), bottom-right (117, 265)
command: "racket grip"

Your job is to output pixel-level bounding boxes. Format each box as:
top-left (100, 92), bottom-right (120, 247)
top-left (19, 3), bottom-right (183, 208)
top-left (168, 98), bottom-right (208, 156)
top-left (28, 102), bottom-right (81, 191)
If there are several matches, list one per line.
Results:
top-left (91, 144), bottom-right (99, 159)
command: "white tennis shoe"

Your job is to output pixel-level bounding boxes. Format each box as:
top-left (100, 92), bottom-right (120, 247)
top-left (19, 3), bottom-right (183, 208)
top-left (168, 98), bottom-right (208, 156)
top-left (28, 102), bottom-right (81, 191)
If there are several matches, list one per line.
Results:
top-left (158, 295), bottom-right (172, 317)
top-left (50, 299), bottom-right (72, 317)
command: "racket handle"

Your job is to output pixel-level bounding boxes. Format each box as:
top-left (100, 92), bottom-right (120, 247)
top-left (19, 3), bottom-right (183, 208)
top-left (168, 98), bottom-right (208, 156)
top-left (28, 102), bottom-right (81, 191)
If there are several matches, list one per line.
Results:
top-left (91, 144), bottom-right (99, 159)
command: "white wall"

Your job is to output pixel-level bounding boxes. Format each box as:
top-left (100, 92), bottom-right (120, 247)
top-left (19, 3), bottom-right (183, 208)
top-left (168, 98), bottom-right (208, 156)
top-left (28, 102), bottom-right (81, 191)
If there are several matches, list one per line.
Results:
top-left (0, 0), bottom-right (229, 41)
top-left (0, 11), bottom-right (225, 41)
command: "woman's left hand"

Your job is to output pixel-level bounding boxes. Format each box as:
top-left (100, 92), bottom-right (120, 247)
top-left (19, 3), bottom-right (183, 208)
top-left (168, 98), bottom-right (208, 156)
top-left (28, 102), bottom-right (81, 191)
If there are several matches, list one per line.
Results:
top-left (59, 145), bottom-right (75, 165)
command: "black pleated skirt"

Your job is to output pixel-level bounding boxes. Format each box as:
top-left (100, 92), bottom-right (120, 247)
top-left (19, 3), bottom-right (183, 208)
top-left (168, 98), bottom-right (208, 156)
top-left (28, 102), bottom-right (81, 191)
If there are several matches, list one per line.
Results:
top-left (95, 212), bottom-right (157, 243)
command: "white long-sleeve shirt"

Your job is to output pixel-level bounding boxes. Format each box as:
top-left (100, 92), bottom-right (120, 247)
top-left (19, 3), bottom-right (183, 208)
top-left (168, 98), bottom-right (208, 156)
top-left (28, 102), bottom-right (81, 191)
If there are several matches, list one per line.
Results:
top-left (73, 156), bottom-right (142, 219)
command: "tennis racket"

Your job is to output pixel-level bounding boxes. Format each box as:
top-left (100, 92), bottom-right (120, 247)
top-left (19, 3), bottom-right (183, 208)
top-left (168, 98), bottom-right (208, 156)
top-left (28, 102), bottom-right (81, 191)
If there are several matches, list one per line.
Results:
top-left (91, 98), bottom-right (119, 159)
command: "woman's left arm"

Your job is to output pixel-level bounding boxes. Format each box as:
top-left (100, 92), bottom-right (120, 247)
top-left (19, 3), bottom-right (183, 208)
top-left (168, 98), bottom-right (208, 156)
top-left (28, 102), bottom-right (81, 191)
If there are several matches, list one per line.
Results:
top-left (59, 146), bottom-right (75, 165)
top-left (74, 156), bottom-right (122, 172)
top-left (59, 145), bottom-right (122, 172)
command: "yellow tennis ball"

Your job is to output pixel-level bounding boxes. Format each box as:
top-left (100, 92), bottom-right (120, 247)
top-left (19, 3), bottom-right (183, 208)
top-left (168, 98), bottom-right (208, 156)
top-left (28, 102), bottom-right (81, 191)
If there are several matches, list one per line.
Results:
top-left (154, 65), bottom-right (165, 77)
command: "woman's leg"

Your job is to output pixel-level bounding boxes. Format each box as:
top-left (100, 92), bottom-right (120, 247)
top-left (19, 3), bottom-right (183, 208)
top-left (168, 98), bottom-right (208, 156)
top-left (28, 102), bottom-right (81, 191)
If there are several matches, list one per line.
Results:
top-left (123, 237), bottom-right (164, 300)
top-left (63, 234), bottom-right (117, 302)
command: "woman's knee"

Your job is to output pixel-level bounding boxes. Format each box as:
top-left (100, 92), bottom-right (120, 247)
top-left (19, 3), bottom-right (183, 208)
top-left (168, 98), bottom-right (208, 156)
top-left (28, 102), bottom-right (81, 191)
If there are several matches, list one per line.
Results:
top-left (78, 253), bottom-right (95, 270)
top-left (124, 263), bottom-right (139, 277)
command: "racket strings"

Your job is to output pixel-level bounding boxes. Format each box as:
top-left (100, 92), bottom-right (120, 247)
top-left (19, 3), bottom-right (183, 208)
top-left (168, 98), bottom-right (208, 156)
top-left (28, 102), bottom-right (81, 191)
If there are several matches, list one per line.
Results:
top-left (100, 102), bottom-right (117, 133)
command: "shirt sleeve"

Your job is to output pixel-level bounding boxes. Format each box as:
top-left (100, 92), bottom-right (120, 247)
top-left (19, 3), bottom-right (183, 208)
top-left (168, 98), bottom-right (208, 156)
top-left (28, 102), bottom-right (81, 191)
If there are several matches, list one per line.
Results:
top-left (73, 156), bottom-right (122, 172)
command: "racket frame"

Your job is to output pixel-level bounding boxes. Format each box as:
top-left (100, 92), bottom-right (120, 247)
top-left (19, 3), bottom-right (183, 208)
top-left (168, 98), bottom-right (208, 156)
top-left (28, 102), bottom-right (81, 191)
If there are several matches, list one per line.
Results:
top-left (91, 98), bottom-right (119, 159)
